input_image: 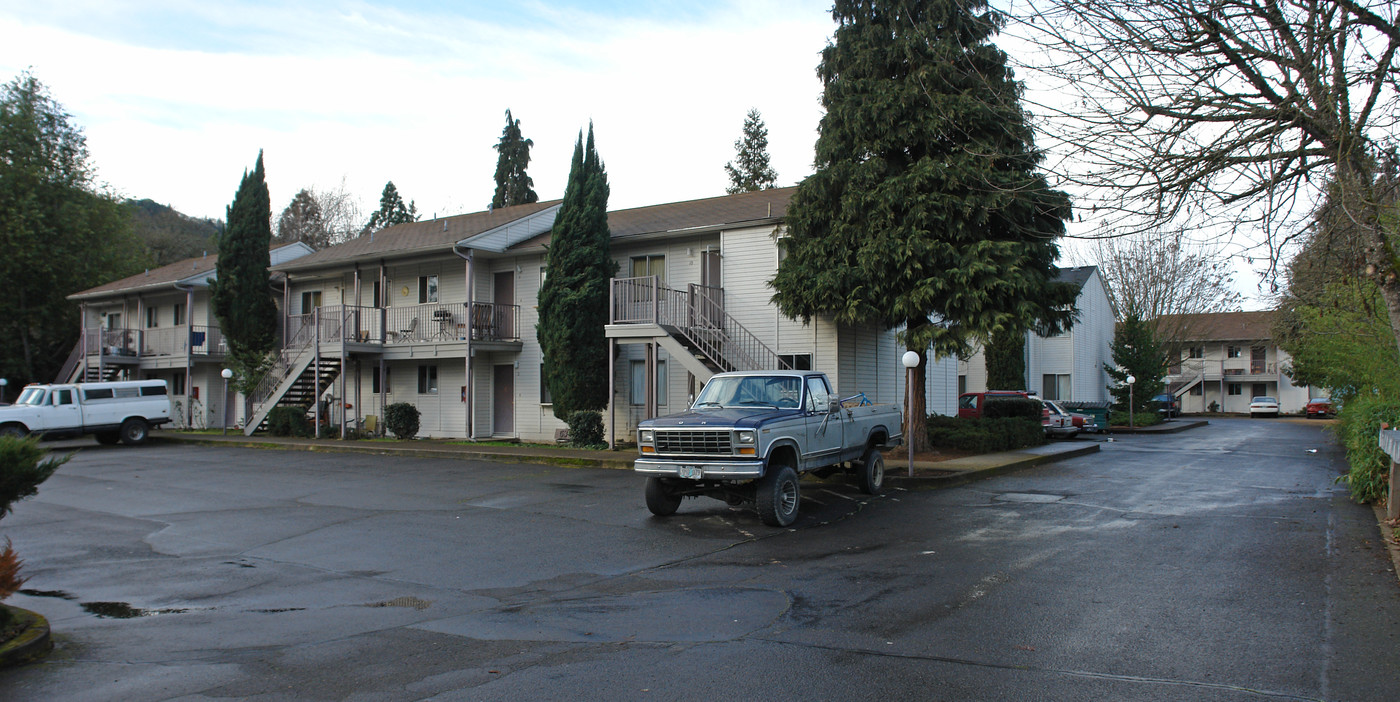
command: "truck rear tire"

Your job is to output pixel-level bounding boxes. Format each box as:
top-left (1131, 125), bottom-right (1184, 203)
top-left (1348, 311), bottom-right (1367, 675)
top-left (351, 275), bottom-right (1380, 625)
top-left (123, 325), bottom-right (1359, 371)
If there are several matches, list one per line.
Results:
top-left (119, 418), bottom-right (149, 446)
top-left (645, 477), bottom-right (682, 516)
top-left (756, 465), bottom-right (800, 527)
top-left (857, 446), bottom-right (884, 495)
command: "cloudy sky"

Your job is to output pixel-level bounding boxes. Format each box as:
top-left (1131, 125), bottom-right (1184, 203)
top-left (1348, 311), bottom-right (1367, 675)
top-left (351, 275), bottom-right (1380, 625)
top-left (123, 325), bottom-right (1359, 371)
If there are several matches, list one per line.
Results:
top-left (0, 0), bottom-right (835, 221)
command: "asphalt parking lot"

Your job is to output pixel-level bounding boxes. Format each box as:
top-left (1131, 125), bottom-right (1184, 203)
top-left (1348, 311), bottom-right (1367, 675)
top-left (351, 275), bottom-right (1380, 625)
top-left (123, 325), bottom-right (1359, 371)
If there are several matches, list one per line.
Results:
top-left (2, 419), bottom-right (1399, 700)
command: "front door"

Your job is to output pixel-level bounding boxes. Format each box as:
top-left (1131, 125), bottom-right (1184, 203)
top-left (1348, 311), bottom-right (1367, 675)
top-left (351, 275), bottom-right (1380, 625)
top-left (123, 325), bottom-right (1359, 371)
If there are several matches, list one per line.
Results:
top-left (1251, 346), bottom-right (1266, 374)
top-left (493, 364), bottom-right (515, 436)
top-left (1252, 383), bottom-right (1267, 399)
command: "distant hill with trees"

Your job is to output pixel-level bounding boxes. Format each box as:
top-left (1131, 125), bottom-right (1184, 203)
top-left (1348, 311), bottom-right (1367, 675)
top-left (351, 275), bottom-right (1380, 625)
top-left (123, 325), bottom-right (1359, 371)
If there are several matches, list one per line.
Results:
top-left (123, 198), bottom-right (223, 267)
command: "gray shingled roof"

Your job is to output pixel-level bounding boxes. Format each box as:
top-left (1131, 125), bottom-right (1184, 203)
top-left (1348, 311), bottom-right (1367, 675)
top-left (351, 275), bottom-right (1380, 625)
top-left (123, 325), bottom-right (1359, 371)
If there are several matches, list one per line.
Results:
top-left (68, 242), bottom-right (311, 301)
top-left (1053, 265), bottom-right (1096, 289)
top-left (1157, 311), bottom-right (1274, 341)
top-left (273, 200), bottom-right (560, 272)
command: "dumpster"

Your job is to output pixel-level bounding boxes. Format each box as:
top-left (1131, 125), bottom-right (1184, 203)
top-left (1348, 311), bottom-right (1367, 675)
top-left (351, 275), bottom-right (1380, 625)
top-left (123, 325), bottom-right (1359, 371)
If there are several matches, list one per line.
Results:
top-left (1060, 401), bottom-right (1111, 433)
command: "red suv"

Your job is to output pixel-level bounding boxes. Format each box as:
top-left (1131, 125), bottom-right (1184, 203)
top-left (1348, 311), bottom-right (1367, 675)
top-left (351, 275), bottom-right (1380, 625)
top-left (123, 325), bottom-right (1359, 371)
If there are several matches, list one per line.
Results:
top-left (957, 391), bottom-right (1036, 419)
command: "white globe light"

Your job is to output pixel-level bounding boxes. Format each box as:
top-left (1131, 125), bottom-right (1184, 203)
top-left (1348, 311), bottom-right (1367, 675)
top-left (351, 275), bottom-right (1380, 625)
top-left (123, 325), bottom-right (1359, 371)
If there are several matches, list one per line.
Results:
top-left (901, 351), bottom-right (920, 368)
top-left (221, 368), bottom-right (234, 379)
top-left (1126, 375), bottom-right (1137, 385)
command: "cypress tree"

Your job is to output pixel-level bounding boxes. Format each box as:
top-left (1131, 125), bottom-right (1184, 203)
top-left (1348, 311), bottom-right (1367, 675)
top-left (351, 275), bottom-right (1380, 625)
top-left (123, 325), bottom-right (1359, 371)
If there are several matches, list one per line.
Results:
top-left (770, 0), bottom-right (1077, 450)
top-left (211, 151), bottom-right (279, 392)
top-left (538, 124), bottom-right (617, 419)
top-left (490, 109), bottom-right (539, 209)
top-left (724, 108), bottom-right (778, 194)
top-left (364, 181), bottom-right (418, 234)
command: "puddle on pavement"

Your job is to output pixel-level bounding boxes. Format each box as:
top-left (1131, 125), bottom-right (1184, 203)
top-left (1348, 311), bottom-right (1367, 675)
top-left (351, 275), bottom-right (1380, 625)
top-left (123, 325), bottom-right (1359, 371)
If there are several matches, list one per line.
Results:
top-left (81, 601), bottom-right (191, 619)
top-left (994, 492), bottom-right (1067, 504)
top-left (249, 608), bottom-right (306, 614)
top-left (19, 589), bottom-right (77, 600)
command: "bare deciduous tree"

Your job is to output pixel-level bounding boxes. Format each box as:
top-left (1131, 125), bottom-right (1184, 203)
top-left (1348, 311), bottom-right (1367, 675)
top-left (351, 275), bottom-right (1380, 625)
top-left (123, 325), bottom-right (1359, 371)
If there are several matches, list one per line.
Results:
top-left (1091, 231), bottom-right (1243, 345)
top-left (1014, 0), bottom-right (1400, 347)
top-left (274, 179), bottom-right (363, 250)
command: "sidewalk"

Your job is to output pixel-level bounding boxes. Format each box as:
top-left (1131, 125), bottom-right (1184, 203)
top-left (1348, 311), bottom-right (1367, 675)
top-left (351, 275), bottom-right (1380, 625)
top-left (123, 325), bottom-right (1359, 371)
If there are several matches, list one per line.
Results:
top-left (1108, 419), bottom-right (1209, 435)
top-left (156, 431), bottom-right (1099, 488)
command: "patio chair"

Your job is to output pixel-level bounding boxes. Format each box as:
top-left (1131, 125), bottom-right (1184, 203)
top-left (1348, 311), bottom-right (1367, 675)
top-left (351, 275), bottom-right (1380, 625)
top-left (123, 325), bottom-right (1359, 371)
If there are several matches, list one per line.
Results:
top-left (388, 317), bottom-right (418, 343)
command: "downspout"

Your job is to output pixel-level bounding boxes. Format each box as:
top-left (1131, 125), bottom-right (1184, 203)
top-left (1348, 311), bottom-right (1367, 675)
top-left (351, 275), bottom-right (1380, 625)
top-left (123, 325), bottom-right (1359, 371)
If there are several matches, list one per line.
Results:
top-left (174, 282), bottom-right (196, 428)
top-left (453, 243), bottom-right (475, 441)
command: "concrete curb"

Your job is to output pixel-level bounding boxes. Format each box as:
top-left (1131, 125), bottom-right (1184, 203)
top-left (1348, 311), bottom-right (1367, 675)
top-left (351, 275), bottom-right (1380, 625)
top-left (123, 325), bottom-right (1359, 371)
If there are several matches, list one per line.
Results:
top-left (1371, 504), bottom-right (1400, 588)
top-left (157, 434), bottom-right (638, 471)
top-left (886, 443), bottom-right (1100, 491)
top-left (0, 605), bottom-right (52, 669)
top-left (1109, 420), bottom-right (1209, 435)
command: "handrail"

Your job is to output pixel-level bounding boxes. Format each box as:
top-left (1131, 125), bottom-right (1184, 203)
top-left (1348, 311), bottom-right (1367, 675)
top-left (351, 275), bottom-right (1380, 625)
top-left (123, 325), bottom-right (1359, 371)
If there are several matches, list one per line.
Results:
top-left (56, 339), bottom-right (84, 383)
top-left (610, 276), bottom-right (790, 372)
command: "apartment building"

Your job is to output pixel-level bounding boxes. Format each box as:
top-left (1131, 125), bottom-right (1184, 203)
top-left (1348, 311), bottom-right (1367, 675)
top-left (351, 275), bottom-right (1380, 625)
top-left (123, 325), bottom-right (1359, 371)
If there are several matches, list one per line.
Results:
top-left (1162, 310), bottom-right (1315, 413)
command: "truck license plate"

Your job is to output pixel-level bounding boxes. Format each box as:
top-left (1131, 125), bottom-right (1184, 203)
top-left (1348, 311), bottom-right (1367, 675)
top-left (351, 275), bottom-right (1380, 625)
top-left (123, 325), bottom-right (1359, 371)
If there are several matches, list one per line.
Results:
top-left (678, 466), bottom-right (703, 479)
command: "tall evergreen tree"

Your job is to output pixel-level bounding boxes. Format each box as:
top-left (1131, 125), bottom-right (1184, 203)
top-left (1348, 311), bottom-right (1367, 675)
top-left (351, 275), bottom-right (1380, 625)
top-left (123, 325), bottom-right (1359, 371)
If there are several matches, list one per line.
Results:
top-left (1104, 312), bottom-right (1165, 423)
top-left (770, 0), bottom-right (1077, 450)
top-left (0, 72), bottom-right (144, 387)
top-left (537, 124), bottom-right (616, 420)
top-left (724, 108), bottom-right (778, 194)
top-left (490, 109), bottom-right (539, 209)
top-left (275, 189), bottom-right (329, 249)
top-left (363, 181), bottom-right (418, 234)
top-left (210, 151), bottom-right (278, 392)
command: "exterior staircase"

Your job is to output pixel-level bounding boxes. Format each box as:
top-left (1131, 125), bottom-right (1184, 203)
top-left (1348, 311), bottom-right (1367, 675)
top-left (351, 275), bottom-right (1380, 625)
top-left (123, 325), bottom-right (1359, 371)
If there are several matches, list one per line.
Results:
top-left (608, 276), bottom-right (790, 382)
top-left (244, 331), bottom-right (342, 435)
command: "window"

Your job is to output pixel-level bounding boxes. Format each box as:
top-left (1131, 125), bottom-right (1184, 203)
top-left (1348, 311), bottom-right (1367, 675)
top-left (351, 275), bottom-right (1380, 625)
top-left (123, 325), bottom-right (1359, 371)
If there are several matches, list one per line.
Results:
top-left (630, 255), bottom-right (665, 282)
top-left (52, 389), bottom-right (74, 405)
top-left (540, 267), bottom-right (547, 286)
top-left (146, 306), bottom-right (159, 329)
top-left (172, 374), bottom-right (186, 396)
top-left (1188, 346), bottom-right (1204, 359)
top-left (629, 360), bottom-right (667, 405)
top-left (301, 291), bottom-right (322, 314)
top-left (1189, 385), bottom-right (1203, 396)
top-left (1228, 383), bottom-right (1242, 396)
top-left (173, 303), bottom-right (185, 326)
top-left (372, 280), bottom-right (382, 308)
top-left (805, 376), bottom-right (832, 413)
top-left (778, 353), bottom-right (812, 371)
top-left (777, 238), bottom-right (789, 266)
top-left (1042, 374), bottom-right (1071, 401)
top-left (372, 366), bottom-right (391, 394)
top-left (140, 384), bottom-right (167, 396)
top-left (83, 388), bottom-right (113, 400)
top-left (958, 374), bottom-right (967, 396)
top-left (107, 312), bottom-right (122, 330)
top-left (1227, 345), bottom-right (1242, 358)
top-left (419, 275), bottom-right (439, 304)
top-left (418, 365), bottom-right (438, 394)
top-left (540, 364), bottom-right (552, 404)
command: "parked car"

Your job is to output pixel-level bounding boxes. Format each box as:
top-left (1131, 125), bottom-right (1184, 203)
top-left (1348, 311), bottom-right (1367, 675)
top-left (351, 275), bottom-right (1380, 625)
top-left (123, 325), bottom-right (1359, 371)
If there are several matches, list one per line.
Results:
top-left (1151, 394), bottom-right (1179, 418)
top-left (957, 390), bottom-right (1035, 419)
top-left (1049, 401), bottom-right (1099, 433)
top-left (1041, 400), bottom-right (1081, 439)
top-left (1305, 398), bottom-right (1334, 418)
top-left (1249, 396), bottom-right (1280, 418)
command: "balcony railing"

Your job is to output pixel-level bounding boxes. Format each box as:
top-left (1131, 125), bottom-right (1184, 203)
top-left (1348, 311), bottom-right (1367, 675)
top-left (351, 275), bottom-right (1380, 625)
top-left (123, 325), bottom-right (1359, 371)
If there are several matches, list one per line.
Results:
top-left (610, 276), bottom-right (789, 373)
top-left (82, 325), bottom-right (227, 360)
top-left (287, 303), bottom-right (521, 346)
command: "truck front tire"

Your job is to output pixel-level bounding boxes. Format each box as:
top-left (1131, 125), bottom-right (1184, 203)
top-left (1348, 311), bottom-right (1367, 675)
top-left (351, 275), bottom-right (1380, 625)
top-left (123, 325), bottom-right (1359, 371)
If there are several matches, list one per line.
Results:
top-left (857, 446), bottom-right (884, 495)
top-left (757, 465), bottom-right (800, 527)
top-left (0, 425), bottom-right (25, 440)
top-left (645, 477), bottom-right (683, 516)
top-left (119, 418), bottom-right (149, 446)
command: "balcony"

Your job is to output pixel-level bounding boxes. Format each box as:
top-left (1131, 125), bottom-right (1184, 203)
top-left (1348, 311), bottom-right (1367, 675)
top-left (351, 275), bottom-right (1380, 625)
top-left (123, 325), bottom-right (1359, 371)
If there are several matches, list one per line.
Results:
top-left (84, 325), bottom-right (226, 360)
top-left (289, 303), bottom-right (521, 347)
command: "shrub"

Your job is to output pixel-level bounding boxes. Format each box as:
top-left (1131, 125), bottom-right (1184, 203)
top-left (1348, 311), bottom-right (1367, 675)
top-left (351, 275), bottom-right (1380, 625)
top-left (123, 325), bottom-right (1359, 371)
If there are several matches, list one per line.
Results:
top-left (925, 415), bottom-right (1045, 453)
top-left (384, 403), bottom-right (421, 440)
top-left (0, 435), bottom-right (68, 518)
top-left (1108, 410), bottom-right (1163, 428)
top-left (1335, 396), bottom-right (1400, 503)
top-left (566, 411), bottom-right (605, 448)
top-left (265, 406), bottom-right (311, 437)
top-left (983, 397), bottom-right (1043, 420)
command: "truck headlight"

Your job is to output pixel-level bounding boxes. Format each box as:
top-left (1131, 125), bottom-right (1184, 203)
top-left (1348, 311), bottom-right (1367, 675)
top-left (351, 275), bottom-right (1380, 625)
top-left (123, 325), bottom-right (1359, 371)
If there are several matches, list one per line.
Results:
top-left (735, 430), bottom-right (755, 444)
top-left (639, 430), bottom-right (654, 444)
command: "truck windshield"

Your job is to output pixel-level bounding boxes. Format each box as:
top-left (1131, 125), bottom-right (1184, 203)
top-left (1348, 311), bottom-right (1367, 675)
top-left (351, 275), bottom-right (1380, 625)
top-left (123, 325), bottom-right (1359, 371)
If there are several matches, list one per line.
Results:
top-left (15, 387), bottom-right (46, 406)
top-left (693, 376), bottom-right (802, 409)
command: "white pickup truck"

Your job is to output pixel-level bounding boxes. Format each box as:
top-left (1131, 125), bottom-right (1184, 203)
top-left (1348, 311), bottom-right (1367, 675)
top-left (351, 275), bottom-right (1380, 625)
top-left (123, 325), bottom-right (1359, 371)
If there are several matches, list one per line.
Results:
top-left (0, 380), bottom-right (172, 445)
top-left (635, 370), bottom-right (903, 526)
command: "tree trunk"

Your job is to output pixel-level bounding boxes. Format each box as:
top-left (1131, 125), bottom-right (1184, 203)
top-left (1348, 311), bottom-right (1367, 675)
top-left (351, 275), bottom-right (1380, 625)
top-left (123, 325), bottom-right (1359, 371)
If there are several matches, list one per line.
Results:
top-left (907, 349), bottom-right (930, 453)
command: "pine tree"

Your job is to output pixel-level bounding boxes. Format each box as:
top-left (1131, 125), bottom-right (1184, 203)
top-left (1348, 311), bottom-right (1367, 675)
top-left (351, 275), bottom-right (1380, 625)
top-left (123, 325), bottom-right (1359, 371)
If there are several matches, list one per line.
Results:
top-left (364, 181), bottom-right (418, 234)
top-left (770, 0), bottom-right (1077, 450)
top-left (211, 151), bottom-right (279, 392)
top-left (490, 109), bottom-right (539, 209)
top-left (724, 108), bottom-right (778, 194)
top-left (275, 189), bottom-right (329, 248)
top-left (1105, 312), bottom-right (1165, 423)
top-left (537, 124), bottom-right (617, 420)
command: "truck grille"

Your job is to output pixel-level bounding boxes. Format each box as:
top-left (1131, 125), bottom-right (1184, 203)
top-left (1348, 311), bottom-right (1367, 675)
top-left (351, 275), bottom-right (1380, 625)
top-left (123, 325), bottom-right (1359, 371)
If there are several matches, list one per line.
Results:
top-left (655, 430), bottom-right (731, 455)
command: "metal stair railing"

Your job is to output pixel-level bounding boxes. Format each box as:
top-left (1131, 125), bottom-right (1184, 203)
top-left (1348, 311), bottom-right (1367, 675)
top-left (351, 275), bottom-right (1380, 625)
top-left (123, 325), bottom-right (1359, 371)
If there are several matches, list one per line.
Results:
top-left (610, 276), bottom-right (790, 372)
top-left (56, 339), bottom-right (84, 383)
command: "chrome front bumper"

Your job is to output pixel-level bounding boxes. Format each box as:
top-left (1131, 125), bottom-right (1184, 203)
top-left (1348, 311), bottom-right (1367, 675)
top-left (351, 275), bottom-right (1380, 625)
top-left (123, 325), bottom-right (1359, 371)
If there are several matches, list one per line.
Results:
top-left (633, 457), bottom-right (764, 480)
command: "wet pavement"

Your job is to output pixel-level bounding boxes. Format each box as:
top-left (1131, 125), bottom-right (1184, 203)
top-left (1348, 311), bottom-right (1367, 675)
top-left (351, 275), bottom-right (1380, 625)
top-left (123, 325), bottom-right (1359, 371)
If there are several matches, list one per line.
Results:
top-left (1, 418), bottom-right (1397, 700)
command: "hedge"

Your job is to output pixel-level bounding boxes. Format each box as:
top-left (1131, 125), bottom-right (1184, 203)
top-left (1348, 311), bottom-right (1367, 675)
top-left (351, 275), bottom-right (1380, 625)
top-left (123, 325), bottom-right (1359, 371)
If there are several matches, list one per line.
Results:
top-left (926, 415), bottom-right (1045, 453)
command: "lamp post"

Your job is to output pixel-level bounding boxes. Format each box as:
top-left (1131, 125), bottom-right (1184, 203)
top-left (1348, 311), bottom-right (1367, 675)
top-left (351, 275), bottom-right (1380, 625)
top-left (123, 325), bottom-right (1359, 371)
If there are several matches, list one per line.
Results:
top-left (902, 350), bottom-right (920, 478)
top-left (1126, 375), bottom-right (1137, 428)
top-left (221, 368), bottom-right (233, 435)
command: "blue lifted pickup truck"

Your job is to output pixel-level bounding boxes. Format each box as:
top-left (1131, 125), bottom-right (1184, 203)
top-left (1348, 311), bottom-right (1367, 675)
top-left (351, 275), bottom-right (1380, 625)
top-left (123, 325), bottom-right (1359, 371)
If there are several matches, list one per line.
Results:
top-left (635, 370), bottom-right (903, 526)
